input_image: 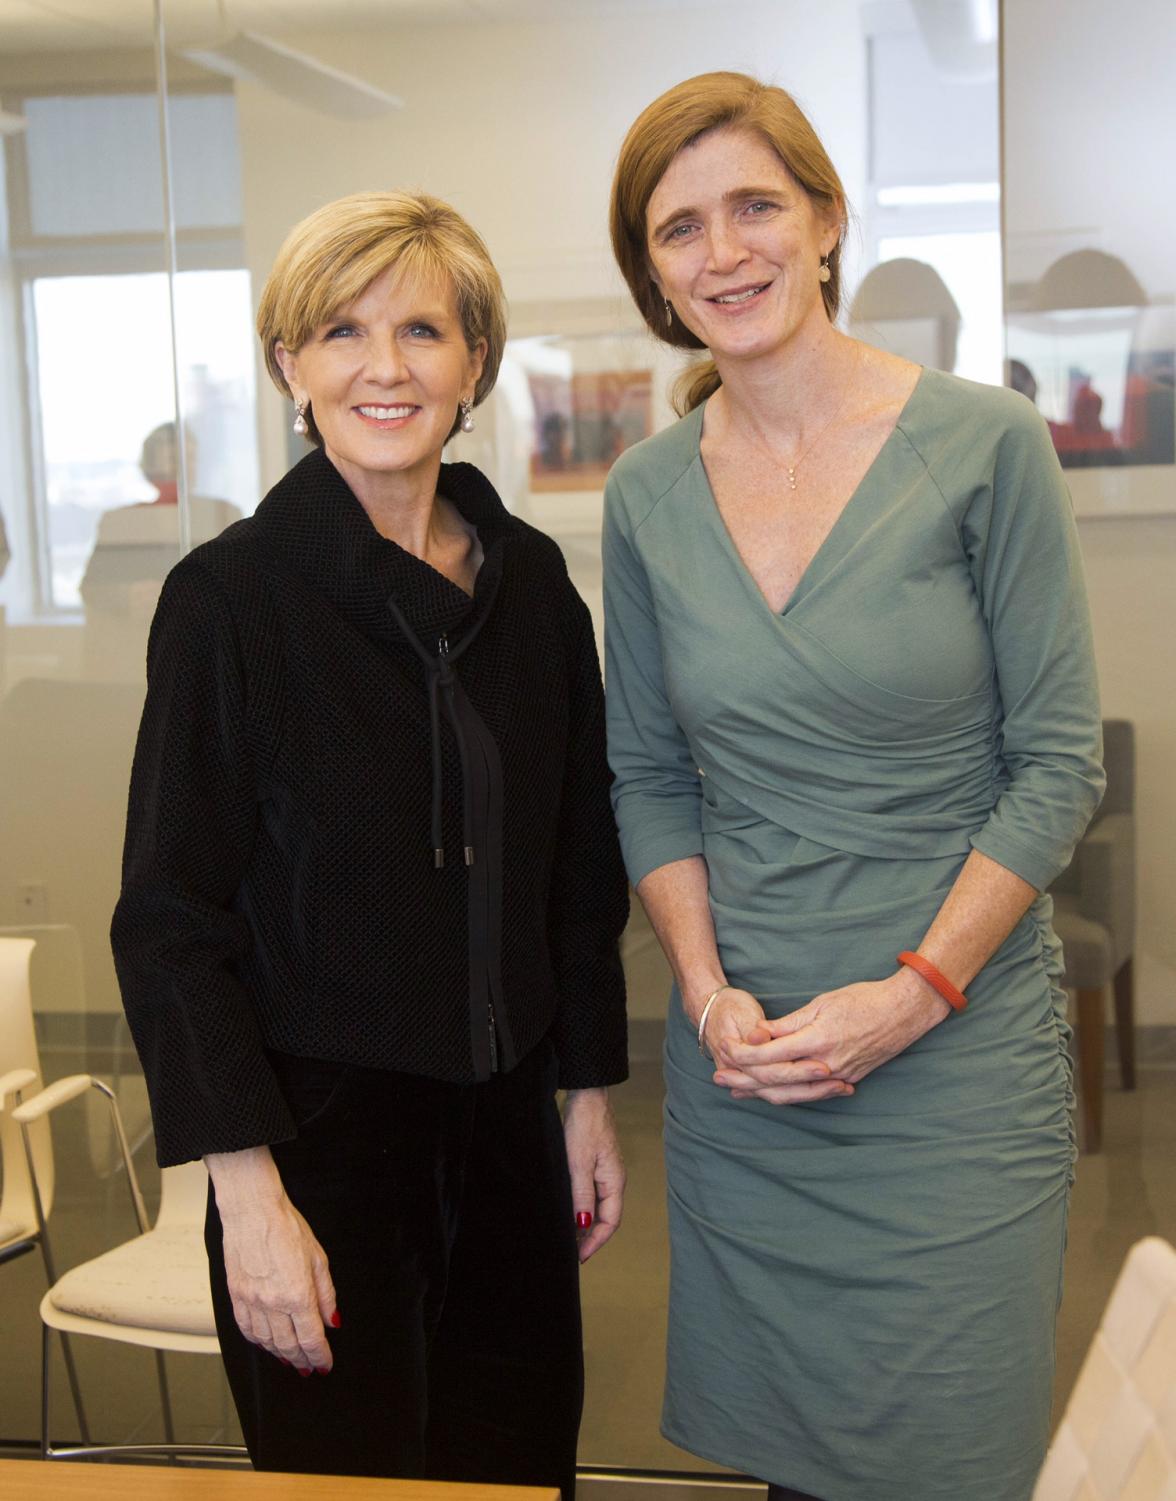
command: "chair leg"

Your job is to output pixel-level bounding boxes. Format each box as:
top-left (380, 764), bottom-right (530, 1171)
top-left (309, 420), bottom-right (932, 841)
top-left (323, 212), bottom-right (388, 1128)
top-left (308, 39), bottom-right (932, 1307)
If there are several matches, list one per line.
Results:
top-left (58, 1332), bottom-right (92, 1446)
top-left (42, 1323), bottom-right (52, 1459)
top-left (1113, 958), bottom-right (1136, 1091)
top-left (42, 1322), bottom-right (93, 1451)
top-left (40, 1305), bottom-right (93, 1448)
top-left (1076, 986), bottom-right (1106, 1153)
top-left (41, 1324), bottom-right (92, 1456)
top-left (37, 1232), bottom-right (91, 1445)
top-left (155, 1349), bottom-right (177, 1449)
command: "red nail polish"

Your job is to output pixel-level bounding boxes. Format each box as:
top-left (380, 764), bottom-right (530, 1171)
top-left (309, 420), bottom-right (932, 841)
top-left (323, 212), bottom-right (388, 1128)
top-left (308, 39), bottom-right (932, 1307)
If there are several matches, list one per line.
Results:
top-left (330, 1310), bottom-right (342, 1328)
top-left (315, 1366), bottom-right (330, 1375)
top-left (576, 1211), bottom-right (592, 1230)
top-left (298, 1368), bottom-right (311, 1378)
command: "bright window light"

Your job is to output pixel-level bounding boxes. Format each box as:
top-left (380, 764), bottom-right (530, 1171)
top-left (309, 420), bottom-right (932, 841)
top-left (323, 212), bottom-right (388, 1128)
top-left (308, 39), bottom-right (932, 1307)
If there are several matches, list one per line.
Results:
top-left (33, 270), bottom-right (258, 609)
top-left (875, 230), bottom-right (1003, 387)
top-left (877, 182), bottom-right (1000, 207)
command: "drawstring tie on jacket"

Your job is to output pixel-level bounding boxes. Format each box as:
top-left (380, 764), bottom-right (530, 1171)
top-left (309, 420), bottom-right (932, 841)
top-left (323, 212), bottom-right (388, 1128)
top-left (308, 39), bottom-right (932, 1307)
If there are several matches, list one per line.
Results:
top-left (386, 592), bottom-right (493, 869)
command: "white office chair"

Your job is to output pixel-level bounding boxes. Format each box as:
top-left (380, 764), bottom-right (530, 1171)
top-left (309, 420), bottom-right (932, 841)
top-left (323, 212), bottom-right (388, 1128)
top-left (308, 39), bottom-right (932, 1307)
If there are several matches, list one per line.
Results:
top-left (11, 1066), bottom-right (247, 1462)
top-left (0, 934), bottom-right (89, 1441)
top-left (1034, 1236), bottom-right (1176, 1499)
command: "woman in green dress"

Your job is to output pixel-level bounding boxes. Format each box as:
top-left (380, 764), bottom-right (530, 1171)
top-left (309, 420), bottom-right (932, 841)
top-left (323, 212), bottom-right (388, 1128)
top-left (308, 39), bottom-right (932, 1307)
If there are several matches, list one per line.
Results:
top-left (603, 73), bottom-right (1103, 1501)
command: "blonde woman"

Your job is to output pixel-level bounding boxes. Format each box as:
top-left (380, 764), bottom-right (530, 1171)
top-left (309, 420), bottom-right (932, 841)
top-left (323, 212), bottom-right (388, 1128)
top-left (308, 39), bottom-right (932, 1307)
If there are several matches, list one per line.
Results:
top-left (604, 74), bottom-right (1102, 1501)
top-left (113, 192), bottom-right (628, 1494)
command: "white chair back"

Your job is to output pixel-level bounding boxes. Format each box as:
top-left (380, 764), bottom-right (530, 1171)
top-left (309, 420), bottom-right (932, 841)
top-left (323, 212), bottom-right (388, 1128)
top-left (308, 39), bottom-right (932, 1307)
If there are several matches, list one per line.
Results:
top-left (0, 935), bottom-right (54, 1228)
top-left (1034, 1236), bottom-right (1176, 1499)
top-left (156, 1160), bottom-right (211, 1230)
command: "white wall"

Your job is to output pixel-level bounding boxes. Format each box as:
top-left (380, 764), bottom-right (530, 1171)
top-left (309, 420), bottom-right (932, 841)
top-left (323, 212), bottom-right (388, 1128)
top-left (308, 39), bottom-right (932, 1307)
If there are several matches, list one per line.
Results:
top-left (1078, 517), bottom-right (1176, 1024)
top-left (1002, 1), bottom-right (1175, 298)
top-left (233, 3), bottom-right (868, 488)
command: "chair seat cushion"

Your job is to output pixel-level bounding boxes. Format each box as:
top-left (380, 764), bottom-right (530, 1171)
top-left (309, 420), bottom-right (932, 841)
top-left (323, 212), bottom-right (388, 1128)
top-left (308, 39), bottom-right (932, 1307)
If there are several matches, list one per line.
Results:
top-left (1052, 899), bottom-right (1114, 989)
top-left (48, 1225), bottom-right (215, 1336)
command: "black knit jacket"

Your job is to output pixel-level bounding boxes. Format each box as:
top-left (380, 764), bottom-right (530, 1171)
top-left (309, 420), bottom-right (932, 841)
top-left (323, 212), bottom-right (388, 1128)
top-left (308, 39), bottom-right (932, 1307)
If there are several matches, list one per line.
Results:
top-left (112, 448), bottom-right (629, 1167)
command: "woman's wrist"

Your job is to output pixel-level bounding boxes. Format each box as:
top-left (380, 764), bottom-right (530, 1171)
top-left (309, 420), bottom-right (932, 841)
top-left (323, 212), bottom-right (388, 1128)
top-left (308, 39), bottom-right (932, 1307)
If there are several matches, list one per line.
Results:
top-left (891, 963), bottom-right (952, 1023)
top-left (563, 1086), bottom-right (610, 1115)
top-left (205, 1145), bottom-right (286, 1215)
top-left (680, 975), bottom-right (730, 1027)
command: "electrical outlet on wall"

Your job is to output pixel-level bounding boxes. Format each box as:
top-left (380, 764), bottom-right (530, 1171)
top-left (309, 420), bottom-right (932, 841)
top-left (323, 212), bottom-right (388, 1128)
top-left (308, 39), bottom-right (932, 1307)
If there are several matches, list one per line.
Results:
top-left (17, 882), bottom-right (49, 922)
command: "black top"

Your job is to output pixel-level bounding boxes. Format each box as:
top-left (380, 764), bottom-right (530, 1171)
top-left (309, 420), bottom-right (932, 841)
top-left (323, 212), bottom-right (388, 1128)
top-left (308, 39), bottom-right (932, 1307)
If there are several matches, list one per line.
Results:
top-left (112, 448), bottom-right (629, 1167)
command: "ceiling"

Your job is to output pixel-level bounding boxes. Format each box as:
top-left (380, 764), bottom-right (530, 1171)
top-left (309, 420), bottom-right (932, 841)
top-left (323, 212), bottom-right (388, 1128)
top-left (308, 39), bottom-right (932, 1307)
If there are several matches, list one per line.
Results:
top-left (0, 0), bottom-right (715, 52)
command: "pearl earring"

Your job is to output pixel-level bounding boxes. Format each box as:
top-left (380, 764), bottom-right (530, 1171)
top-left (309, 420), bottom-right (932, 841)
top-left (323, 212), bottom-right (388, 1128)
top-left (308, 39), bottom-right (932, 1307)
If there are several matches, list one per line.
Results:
top-left (818, 255), bottom-right (832, 284)
top-left (459, 398), bottom-right (475, 434)
top-left (293, 399), bottom-right (309, 436)
top-left (664, 297), bottom-right (673, 328)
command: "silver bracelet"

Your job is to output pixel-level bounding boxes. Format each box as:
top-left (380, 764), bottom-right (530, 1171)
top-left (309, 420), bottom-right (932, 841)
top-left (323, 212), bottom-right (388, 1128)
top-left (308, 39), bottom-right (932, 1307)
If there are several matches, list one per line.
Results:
top-left (696, 984), bottom-right (731, 1059)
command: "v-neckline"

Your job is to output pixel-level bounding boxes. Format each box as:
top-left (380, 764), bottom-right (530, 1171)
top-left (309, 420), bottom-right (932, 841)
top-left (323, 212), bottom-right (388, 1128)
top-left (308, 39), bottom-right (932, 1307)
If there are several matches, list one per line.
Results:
top-left (693, 366), bottom-right (928, 620)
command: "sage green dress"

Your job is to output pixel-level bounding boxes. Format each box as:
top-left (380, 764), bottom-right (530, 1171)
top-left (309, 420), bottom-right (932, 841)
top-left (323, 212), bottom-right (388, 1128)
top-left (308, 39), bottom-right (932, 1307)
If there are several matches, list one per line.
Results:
top-left (602, 369), bottom-right (1103, 1501)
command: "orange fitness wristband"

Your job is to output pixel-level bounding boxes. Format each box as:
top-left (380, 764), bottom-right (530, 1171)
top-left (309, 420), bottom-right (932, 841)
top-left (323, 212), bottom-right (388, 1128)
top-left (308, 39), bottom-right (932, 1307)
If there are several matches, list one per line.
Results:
top-left (896, 951), bottom-right (968, 1013)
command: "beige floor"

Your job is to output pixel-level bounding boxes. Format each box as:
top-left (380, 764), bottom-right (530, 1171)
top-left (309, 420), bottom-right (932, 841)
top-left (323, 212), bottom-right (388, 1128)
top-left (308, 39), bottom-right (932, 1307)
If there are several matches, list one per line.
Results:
top-left (2, 1033), bottom-right (1174, 1481)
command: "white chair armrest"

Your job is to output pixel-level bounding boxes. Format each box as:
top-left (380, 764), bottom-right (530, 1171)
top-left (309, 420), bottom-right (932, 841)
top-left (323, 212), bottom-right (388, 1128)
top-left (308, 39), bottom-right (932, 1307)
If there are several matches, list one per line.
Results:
top-left (11, 1074), bottom-right (93, 1124)
top-left (12, 1073), bottom-right (152, 1234)
top-left (0, 1068), bottom-right (38, 1108)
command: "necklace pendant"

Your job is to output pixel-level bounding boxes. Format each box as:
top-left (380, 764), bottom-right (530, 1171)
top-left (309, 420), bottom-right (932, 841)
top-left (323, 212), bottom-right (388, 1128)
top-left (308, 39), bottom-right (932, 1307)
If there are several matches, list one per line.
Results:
top-left (787, 467), bottom-right (798, 490)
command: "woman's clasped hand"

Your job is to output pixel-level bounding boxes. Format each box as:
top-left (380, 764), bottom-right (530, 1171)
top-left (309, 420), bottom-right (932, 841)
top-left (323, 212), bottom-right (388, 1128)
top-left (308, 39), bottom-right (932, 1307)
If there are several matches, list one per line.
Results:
top-left (705, 972), bottom-right (951, 1103)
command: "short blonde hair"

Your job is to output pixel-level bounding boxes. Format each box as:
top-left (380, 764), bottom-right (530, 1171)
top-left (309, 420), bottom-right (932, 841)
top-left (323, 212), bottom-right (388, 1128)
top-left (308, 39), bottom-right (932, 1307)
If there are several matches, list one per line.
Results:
top-left (257, 190), bottom-right (507, 444)
top-left (609, 72), bottom-right (848, 415)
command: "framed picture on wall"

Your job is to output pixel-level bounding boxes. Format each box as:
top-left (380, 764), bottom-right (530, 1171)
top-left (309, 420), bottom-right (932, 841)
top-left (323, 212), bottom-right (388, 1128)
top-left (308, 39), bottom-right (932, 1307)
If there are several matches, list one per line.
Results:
top-left (524, 361), bottom-right (652, 494)
top-left (446, 299), bottom-right (685, 652)
top-left (449, 297), bottom-right (684, 520)
top-left (1006, 283), bottom-right (1175, 517)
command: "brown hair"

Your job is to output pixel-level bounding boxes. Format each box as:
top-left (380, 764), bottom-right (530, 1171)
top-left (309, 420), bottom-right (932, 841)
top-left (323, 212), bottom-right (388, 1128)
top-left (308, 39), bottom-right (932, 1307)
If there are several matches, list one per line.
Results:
top-left (257, 190), bottom-right (507, 445)
top-left (609, 72), bottom-right (848, 415)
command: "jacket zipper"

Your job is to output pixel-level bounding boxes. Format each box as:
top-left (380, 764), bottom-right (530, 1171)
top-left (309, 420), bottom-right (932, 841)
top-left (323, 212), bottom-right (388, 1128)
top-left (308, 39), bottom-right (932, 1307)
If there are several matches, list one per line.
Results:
top-left (441, 629), bottom-right (497, 1073)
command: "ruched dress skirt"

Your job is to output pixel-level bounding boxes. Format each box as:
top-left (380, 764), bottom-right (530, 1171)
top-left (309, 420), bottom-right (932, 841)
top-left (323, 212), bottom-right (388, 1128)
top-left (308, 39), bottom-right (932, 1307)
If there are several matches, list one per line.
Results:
top-left (603, 370), bottom-right (1104, 1501)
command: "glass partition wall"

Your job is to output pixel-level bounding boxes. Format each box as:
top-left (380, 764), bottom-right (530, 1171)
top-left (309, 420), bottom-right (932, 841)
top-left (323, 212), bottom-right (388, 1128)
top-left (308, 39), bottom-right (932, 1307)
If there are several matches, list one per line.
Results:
top-left (0, 0), bottom-right (212, 1449)
top-left (3, 0), bottom-right (1172, 1484)
top-left (0, 0), bottom-right (995, 1468)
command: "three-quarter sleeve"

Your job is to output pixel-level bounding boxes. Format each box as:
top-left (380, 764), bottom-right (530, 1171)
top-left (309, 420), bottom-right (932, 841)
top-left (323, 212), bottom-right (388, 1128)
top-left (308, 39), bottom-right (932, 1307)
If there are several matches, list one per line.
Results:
top-left (603, 474), bottom-right (705, 888)
top-left (545, 584), bottom-right (630, 1089)
top-left (111, 560), bottom-right (295, 1166)
top-left (964, 403), bottom-right (1105, 891)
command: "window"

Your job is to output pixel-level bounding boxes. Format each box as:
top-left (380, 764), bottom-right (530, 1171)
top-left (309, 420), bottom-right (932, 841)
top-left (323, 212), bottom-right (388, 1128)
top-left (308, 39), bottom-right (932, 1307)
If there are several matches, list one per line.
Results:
top-left (854, 1), bottom-right (1001, 385)
top-left (1, 87), bottom-right (256, 618)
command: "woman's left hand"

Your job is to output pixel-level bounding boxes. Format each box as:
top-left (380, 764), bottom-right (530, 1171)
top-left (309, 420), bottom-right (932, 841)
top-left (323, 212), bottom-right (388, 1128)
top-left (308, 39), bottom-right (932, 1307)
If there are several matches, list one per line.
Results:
top-left (713, 967), bottom-right (951, 1103)
top-left (562, 1087), bottom-right (625, 1263)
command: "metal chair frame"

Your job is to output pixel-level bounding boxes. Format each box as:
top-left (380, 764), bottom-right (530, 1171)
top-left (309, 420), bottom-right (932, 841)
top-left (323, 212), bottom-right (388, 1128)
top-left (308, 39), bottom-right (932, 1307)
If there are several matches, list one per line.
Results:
top-left (14, 1074), bottom-right (246, 1463)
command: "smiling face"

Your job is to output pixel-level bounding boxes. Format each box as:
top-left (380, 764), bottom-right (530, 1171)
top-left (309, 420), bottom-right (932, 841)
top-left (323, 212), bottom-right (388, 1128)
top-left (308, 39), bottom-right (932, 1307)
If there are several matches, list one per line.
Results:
top-left (275, 264), bottom-right (484, 504)
top-left (645, 125), bottom-right (840, 365)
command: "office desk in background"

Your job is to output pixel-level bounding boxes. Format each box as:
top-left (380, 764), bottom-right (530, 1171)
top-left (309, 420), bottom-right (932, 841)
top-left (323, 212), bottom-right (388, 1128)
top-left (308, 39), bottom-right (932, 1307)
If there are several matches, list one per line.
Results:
top-left (0, 1459), bottom-right (560, 1501)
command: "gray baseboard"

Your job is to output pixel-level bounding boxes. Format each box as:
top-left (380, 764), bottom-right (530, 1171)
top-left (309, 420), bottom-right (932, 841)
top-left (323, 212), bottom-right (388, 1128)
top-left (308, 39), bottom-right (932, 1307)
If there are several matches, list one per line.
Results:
top-left (579, 1475), bottom-right (759, 1501)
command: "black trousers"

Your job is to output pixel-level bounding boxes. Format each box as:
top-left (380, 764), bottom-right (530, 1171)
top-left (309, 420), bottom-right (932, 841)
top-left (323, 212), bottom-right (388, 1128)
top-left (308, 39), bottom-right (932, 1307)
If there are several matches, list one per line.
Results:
top-left (206, 1039), bottom-right (583, 1498)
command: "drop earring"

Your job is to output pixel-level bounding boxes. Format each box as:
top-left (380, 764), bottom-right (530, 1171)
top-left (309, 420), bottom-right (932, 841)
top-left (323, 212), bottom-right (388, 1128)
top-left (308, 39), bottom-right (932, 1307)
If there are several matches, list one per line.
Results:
top-left (818, 255), bottom-right (832, 284)
top-left (459, 398), bottom-right (475, 434)
top-left (664, 297), bottom-right (673, 328)
top-left (293, 399), bottom-right (309, 436)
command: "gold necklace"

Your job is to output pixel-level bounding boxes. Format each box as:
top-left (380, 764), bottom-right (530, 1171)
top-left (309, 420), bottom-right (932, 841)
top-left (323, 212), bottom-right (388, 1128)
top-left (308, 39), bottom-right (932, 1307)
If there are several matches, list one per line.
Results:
top-left (778, 359), bottom-right (861, 492)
